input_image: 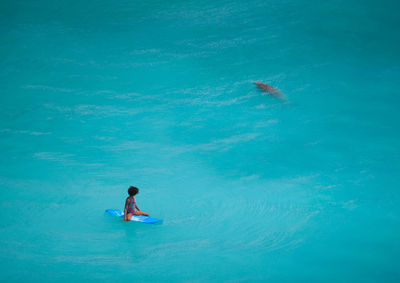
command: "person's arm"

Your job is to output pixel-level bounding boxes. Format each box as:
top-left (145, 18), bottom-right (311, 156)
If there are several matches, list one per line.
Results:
top-left (123, 198), bottom-right (129, 221)
top-left (134, 197), bottom-right (140, 211)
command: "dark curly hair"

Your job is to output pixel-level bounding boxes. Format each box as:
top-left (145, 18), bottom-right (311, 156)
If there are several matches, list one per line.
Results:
top-left (128, 186), bottom-right (139, 196)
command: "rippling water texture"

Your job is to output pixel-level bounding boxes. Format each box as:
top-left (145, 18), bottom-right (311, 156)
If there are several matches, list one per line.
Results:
top-left (1, 0), bottom-right (400, 281)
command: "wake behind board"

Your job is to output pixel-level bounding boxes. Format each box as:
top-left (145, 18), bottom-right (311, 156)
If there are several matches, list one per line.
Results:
top-left (105, 209), bottom-right (162, 224)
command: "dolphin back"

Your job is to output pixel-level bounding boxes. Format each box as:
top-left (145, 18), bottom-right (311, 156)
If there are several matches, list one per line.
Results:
top-left (254, 82), bottom-right (285, 100)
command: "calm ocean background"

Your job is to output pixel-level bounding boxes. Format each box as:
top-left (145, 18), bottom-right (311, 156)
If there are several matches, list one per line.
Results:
top-left (1, 0), bottom-right (400, 281)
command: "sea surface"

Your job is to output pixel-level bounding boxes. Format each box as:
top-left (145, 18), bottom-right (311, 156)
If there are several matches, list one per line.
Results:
top-left (1, 0), bottom-right (400, 282)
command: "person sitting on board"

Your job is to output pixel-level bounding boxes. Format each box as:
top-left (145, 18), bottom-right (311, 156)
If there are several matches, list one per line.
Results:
top-left (123, 186), bottom-right (149, 221)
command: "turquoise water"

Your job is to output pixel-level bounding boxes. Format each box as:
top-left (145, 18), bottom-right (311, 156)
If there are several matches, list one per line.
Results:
top-left (1, 0), bottom-right (400, 281)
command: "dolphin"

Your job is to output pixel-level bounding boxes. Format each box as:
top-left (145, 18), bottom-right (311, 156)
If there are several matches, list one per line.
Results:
top-left (254, 82), bottom-right (286, 100)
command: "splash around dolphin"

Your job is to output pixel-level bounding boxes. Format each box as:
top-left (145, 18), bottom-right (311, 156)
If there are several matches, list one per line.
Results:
top-left (254, 82), bottom-right (286, 100)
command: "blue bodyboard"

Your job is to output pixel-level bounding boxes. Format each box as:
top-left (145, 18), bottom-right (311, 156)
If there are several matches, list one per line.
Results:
top-left (105, 209), bottom-right (162, 224)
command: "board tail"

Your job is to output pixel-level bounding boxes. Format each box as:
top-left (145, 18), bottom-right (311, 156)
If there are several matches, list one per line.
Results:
top-left (105, 209), bottom-right (124, 217)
